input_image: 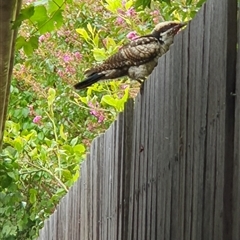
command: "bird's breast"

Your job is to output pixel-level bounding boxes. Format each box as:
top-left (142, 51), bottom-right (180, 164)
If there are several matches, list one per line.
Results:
top-left (128, 58), bottom-right (158, 80)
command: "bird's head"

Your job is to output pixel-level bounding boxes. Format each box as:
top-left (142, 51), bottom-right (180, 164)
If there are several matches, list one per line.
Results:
top-left (152, 21), bottom-right (186, 45)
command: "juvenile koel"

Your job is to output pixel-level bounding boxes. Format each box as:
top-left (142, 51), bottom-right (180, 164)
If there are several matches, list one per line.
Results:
top-left (74, 21), bottom-right (186, 90)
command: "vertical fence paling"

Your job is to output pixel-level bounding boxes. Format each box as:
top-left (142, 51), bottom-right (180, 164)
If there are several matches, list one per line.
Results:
top-left (233, 12), bottom-right (240, 240)
top-left (37, 0), bottom-right (239, 238)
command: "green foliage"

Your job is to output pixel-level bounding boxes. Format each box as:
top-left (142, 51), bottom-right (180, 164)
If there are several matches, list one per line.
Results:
top-left (2, 0), bottom-right (206, 238)
top-left (1, 85), bottom-right (85, 239)
top-left (14, 0), bottom-right (70, 55)
top-left (135, 0), bottom-right (205, 10)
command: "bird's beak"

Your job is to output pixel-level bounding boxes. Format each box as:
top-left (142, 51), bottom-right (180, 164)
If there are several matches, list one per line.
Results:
top-left (172, 22), bottom-right (187, 35)
top-left (179, 22), bottom-right (187, 29)
top-left (180, 22), bottom-right (187, 27)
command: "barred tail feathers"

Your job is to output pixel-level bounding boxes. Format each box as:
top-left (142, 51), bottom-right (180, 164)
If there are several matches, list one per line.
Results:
top-left (74, 73), bottom-right (104, 90)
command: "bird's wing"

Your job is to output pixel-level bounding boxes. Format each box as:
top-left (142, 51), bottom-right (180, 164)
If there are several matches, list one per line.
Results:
top-left (85, 36), bottom-right (161, 76)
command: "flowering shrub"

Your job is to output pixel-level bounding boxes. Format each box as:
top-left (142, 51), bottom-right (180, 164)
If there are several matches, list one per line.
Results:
top-left (127, 31), bottom-right (139, 40)
top-left (1, 0), bottom-right (204, 239)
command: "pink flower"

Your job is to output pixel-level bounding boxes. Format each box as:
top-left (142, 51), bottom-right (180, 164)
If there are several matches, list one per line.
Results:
top-left (57, 30), bottom-right (64, 37)
top-left (88, 101), bottom-right (105, 123)
top-left (57, 69), bottom-right (64, 78)
top-left (66, 66), bottom-right (76, 75)
top-left (74, 52), bottom-right (82, 60)
top-left (39, 33), bottom-right (51, 42)
top-left (33, 115), bottom-right (42, 124)
top-left (97, 114), bottom-right (105, 123)
top-left (151, 10), bottom-right (160, 16)
top-left (64, 30), bottom-right (71, 36)
top-left (90, 109), bottom-right (97, 116)
top-left (117, 8), bottom-right (125, 15)
top-left (39, 35), bottom-right (45, 43)
top-left (63, 54), bottom-right (72, 63)
top-left (116, 17), bottom-right (125, 25)
top-left (126, 7), bottom-right (136, 17)
top-left (126, 31), bottom-right (139, 40)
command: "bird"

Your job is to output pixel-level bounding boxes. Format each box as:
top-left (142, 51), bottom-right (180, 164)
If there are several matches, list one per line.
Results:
top-left (74, 21), bottom-right (186, 90)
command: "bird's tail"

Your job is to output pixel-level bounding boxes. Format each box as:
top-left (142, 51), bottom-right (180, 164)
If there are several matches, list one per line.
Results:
top-left (74, 73), bottom-right (105, 90)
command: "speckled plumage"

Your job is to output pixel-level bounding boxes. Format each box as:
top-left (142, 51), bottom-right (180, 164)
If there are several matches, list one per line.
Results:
top-left (74, 21), bottom-right (186, 90)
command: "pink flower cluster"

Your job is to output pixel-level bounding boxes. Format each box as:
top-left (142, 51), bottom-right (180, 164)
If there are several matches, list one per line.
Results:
top-left (116, 4), bottom-right (137, 26)
top-left (38, 33), bottom-right (51, 43)
top-left (126, 31), bottom-right (139, 40)
top-left (115, 3), bottom-right (140, 41)
top-left (55, 51), bottom-right (82, 79)
top-left (88, 101), bottom-right (105, 123)
top-left (126, 7), bottom-right (136, 17)
top-left (29, 105), bottom-right (42, 125)
top-left (116, 17), bottom-right (125, 25)
top-left (33, 115), bottom-right (42, 124)
top-left (150, 10), bottom-right (161, 25)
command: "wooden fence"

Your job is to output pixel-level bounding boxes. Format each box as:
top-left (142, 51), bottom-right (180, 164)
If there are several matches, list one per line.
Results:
top-left (38, 0), bottom-right (240, 238)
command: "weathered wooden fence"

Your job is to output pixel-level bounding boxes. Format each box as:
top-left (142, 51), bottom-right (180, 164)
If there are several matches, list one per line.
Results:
top-left (38, 0), bottom-right (240, 238)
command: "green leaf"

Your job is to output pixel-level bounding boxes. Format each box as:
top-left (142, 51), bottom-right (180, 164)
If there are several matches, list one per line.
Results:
top-left (104, 37), bottom-right (117, 49)
top-left (13, 137), bottom-right (24, 152)
top-left (0, 175), bottom-right (12, 188)
top-left (62, 169), bottom-right (72, 180)
top-left (29, 147), bottom-right (38, 158)
top-left (40, 147), bottom-right (47, 162)
top-left (87, 23), bottom-right (94, 37)
top-left (76, 28), bottom-right (90, 41)
top-left (134, 0), bottom-right (151, 9)
top-left (38, 19), bottom-right (54, 34)
top-left (162, 0), bottom-right (171, 5)
top-left (7, 172), bottom-right (17, 181)
top-left (125, 0), bottom-right (133, 9)
top-left (116, 88), bottom-right (129, 111)
top-left (23, 36), bottom-right (39, 56)
top-left (104, 0), bottom-right (122, 13)
top-left (196, 0), bottom-right (206, 7)
top-left (93, 34), bottom-right (99, 47)
top-left (22, 108), bottom-right (30, 118)
top-left (12, 6), bottom-right (35, 28)
top-left (15, 36), bottom-right (26, 50)
top-left (70, 136), bottom-right (78, 146)
top-left (101, 95), bottom-right (117, 108)
top-left (51, 9), bottom-right (64, 29)
top-left (37, 10), bottom-right (63, 34)
top-left (92, 48), bottom-right (107, 61)
top-left (101, 87), bottom-right (129, 111)
top-left (48, 0), bottom-right (65, 13)
top-left (23, 44), bottom-right (33, 56)
top-left (47, 88), bottom-right (56, 106)
top-left (29, 36), bottom-right (39, 51)
top-left (23, 130), bottom-right (37, 141)
top-left (79, 96), bottom-right (88, 104)
top-left (38, 132), bottom-right (45, 140)
top-left (2, 222), bottom-right (17, 236)
top-left (60, 124), bottom-right (67, 141)
top-left (29, 189), bottom-right (37, 204)
top-left (73, 144), bottom-right (85, 154)
top-left (30, 5), bottom-right (48, 22)
top-left (30, 212), bottom-right (37, 221)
